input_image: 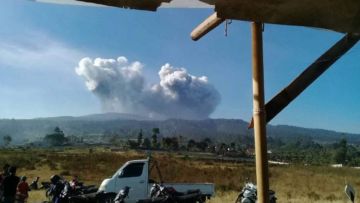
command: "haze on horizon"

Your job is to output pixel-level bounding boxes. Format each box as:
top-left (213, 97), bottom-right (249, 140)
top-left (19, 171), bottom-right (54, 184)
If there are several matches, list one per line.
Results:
top-left (0, 0), bottom-right (360, 134)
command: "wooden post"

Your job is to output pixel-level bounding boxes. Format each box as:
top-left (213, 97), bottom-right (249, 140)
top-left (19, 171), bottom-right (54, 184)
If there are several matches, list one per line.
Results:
top-left (251, 22), bottom-right (269, 203)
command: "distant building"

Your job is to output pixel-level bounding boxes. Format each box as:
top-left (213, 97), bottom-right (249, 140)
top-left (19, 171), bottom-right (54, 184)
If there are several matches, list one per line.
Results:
top-left (331, 164), bottom-right (343, 168)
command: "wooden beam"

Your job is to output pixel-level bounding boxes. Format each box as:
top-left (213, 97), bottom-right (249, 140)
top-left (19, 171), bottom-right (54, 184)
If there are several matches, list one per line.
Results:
top-left (249, 33), bottom-right (360, 128)
top-left (77, 0), bottom-right (170, 11)
top-left (191, 12), bottom-right (225, 41)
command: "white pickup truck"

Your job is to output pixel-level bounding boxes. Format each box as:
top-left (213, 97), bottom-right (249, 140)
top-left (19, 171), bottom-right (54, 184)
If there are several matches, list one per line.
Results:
top-left (97, 158), bottom-right (214, 203)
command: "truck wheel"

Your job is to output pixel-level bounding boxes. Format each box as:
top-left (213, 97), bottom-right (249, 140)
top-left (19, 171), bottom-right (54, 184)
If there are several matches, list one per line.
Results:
top-left (97, 193), bottom-right (116, 203)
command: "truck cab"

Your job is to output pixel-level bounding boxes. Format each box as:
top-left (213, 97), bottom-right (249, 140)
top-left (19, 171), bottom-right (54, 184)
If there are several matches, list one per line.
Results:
top-left (98, 159), bottom-right (149, 202)
top-left (98, 158), bottom-right (214, 203)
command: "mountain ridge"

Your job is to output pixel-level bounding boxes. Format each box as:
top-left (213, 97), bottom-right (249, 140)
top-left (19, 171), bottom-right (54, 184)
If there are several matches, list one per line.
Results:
top-left (0, 113), bottom-right (359, 144)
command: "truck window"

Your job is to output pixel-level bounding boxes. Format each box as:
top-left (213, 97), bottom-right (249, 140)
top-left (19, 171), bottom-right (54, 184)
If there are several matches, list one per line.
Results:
top-left (120, 162), bottom-right (145, 178)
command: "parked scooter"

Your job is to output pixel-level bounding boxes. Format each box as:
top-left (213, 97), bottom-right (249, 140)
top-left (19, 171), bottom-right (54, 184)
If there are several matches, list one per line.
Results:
top-left (46, 175), bottom-right (66, 203)
top-left (235, 182), bottom-right (355, 203)
top-left (45, 175), bottom-right (98, 203)
top-left (235, 182), bottom-right (276, 203)
top-left (114, 186), bottom-right (130, 203)
top-left (345, 184), bottom-right (355, 203)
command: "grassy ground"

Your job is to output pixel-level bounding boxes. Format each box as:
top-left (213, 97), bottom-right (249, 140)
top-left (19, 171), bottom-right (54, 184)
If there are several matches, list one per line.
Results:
top-left (0, 147), bottom-right (358, 202)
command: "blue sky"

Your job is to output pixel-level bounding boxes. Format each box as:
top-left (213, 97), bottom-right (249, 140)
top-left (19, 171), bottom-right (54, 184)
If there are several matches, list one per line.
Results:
top-left (1, 0), bottom-right (360, 133)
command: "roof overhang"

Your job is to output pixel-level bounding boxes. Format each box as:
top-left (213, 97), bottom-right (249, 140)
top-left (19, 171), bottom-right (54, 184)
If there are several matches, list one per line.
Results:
top-left (30, 0), bottom-right (360, 33)
top-left (212, 0), bottom-right (360, 33)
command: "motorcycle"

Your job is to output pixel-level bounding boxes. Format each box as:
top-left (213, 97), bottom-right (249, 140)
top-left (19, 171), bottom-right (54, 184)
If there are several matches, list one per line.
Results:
top-left (345, 184), bottom-right (355, 203)
top-left (235, 182), bottom-right (276, 203)
top-left (234, 182), bottom-right (355, 203)
top-left (137, 183), bottom-right (205, 203)
top-left (114, 186), bottom-right (130, 203)
top-left (45, 175), bottom-right (98, 203)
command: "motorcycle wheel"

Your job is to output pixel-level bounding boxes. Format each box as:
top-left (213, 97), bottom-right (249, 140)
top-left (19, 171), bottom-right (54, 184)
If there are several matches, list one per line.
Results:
top-left (100, 197), bottom-right (113, 203)
top-left (238, 198), bottom-right (255, 203)
top-left (198, 195), bottom-right (206, 203)
top-left (234, 195), bottom-right (242, 203)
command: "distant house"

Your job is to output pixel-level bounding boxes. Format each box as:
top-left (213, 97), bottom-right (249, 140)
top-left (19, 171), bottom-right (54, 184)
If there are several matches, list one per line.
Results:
top-left (331, 164), bottom-right (343, 168)
top-left (246, 148), bottom-right (255, 156)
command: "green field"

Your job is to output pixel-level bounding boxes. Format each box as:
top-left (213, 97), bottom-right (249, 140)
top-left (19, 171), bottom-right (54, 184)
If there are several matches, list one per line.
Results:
top-left (0, 147), bottom-right (358, 203)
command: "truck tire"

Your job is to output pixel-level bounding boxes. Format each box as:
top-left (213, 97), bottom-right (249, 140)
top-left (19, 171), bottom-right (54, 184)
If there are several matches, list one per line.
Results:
top-left (97, 193), bottom-right (116, 203)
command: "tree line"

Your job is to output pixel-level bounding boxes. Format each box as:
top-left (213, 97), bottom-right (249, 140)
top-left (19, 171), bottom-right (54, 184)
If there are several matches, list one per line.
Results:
top-left (6, 126), bottom-right (360, 166)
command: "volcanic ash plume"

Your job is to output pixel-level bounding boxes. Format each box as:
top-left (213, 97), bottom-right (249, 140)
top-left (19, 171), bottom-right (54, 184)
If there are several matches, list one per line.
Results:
top-left (75, 56), bottom-right (220, 119)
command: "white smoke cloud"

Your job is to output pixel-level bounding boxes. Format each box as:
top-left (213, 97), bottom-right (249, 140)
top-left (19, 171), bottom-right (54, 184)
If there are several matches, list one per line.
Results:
top-left (75, 56), bottom-right (220, 119)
